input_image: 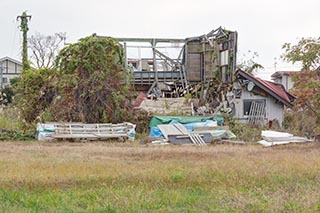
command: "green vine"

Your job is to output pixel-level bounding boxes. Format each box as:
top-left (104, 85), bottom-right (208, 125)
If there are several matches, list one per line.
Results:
top-left (227, 52), bottom-right (234, 76)
top-left (18, 11), bottom-right (31, 71)
top-left (214, 67), bottom-right (221, 80)
top-left (16, 35), bottom-right (135, 126)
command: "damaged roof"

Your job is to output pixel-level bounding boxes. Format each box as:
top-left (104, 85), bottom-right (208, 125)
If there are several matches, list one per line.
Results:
top-left (236, 70), bottom-right (295, 108)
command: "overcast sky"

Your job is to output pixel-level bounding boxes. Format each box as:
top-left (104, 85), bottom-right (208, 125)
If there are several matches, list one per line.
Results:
top-left (1, 0), bottom-right (319, 79)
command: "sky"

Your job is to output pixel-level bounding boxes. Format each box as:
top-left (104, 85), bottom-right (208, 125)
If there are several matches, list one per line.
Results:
top-left (1, 0), bottom-right (319, 80)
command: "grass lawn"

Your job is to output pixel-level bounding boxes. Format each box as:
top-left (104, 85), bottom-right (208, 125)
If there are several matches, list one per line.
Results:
top-left (0, 141), bottom-right (319, 212)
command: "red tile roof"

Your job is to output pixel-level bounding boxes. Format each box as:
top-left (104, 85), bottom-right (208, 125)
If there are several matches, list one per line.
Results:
top-left (237, 70), bottom-right (295, 107)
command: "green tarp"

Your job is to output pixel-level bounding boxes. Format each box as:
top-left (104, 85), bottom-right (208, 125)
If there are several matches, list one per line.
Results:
top-left (149, 116), bottom-right (224, 128)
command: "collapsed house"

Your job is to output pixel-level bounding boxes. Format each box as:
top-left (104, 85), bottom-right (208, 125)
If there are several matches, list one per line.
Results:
top-left (100, 27), bottom-right (295, 129)
top-left (106, 27), bottom-right (238, 97)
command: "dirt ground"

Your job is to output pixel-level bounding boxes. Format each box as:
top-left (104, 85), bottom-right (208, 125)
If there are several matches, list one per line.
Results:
top-left (0, 141), bottom-right (318, 163)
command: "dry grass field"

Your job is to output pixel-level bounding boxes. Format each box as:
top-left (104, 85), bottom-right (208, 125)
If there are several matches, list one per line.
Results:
top-left (0, 141), bottom-right (319, 212)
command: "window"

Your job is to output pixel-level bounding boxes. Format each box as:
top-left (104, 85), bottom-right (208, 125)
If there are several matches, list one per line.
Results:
top-left (220, 50), bottom-right (229, 66)
top-left (2, 78), bottom-right (7, 84)
top-left (222, 41), bottom-right (229, 50)
top-left (243, 99), bottom-right (266, 116)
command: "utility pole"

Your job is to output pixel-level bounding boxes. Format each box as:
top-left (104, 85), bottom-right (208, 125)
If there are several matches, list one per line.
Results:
top-left (17, 11), bottom-right (31, 71)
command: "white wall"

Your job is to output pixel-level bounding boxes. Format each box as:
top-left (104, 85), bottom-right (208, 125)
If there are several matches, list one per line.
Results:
top-left (273, 75), bottom-right (294, 91)
top-left (233, 88), bottom-right (285, 126)
top-left (282, 75), bottom-right (294, 91)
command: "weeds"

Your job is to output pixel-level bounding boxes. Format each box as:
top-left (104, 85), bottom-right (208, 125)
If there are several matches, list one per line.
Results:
top-left (0, 107), bottom-right (21, 130)
top-left (229, 119), bottom-right (262, 142)
top-left (0, 143), bottom-right (319, 211)
top-left (0, 107), bottom-right (34, 141)
top-left (0, 129), bottom-right (34, 141)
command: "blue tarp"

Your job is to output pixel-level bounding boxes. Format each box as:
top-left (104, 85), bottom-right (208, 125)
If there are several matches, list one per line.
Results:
top-left (149, 119), bottom-right (218, 138)
top-left (149, 116), bottom-right (224, 128)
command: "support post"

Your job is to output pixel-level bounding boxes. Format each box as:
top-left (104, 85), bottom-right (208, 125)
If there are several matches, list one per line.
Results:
top-left (152, 39), bottom-right (158, 86)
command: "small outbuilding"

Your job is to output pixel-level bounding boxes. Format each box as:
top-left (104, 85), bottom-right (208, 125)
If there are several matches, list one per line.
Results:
top-left (233, 70), bottom-right (295, 127)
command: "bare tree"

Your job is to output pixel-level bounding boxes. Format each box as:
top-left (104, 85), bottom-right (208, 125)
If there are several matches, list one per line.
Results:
top-left (28, 32), bottom-right (66, 69)
top-left (237, 50), bottom-right (264, 74)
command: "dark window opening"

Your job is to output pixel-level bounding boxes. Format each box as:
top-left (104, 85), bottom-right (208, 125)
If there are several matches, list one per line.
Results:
top-left (243, 99), bottom-right (266, 116)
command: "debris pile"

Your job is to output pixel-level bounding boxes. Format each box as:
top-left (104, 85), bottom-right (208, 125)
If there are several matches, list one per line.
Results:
top-left (135, 80), bottom-right (236, 119)
top-left (148, 116), bottom-right (236, 145)
top-left (190, 82), bottom-right (234, 116)
top-left (258, 130), bottom-right (313, 147)
top-left (36, 122), bottom-right (136, 142)
top-left (135, 97), bottom-right (192, 115)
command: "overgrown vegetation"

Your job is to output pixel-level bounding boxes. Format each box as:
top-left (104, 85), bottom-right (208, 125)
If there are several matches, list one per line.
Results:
top-left (283, 70), bottom-right (320, 137)
top-left (15, 68), bottom-right (56, 124)
top-left (282, 37), bottom-right (320, 70)
top-left (0, 129), bottom-right (33, 141)
top-left (281, 38), bottom-right (320, 137)
top-left (0, 108), bottom-right (33, 141)
top-left (53, 35), bottom-right (134, 123)
top-left (229, 119), bottom-right (262, 142)
top-left (18, 11), bottom-right (31, 71)
top-left (0, 107), bottom-right (21, 130)
top-left (15, 35), bottom-right (135, 128)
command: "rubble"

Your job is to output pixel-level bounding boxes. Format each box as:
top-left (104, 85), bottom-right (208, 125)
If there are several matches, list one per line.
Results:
top-left (148, 116), bottom-right (236, 145)
top-left (258, 130), bottom-right (313, 147)
top-left (135, 97), bottom-right (192, 115)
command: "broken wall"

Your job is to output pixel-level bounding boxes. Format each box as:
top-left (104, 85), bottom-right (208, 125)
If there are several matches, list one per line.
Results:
top-left (185, 27), bottom-right (237, 83)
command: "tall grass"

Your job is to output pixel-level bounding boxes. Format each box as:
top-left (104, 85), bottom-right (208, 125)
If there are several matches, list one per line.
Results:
top-left (0, 142), bottom-right (319, 212)
top-left (0, 107), bottom-right (21, 130)
top-left (0, 107), bottom-right (34, 141)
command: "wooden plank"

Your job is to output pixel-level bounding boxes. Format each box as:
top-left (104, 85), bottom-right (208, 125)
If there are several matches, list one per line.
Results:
top-left (174, 124), bottom-right (189, 134)
top-left (50, 134), bottom-right (99, 139)
top-left (158, 124), bottom-right (189, 139)
top-left (187, 54), bottom-right (202, 60)
top-left (50, 133), bottom-right (128, 139)
top-left (95, 134), bottom-right (128, 138)
top-left (49, 122), bottom-right (134, 140)
top-left (55, 127), bottom-right (127, 132)
top-left (157, 125), bottom-right (183, 139)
